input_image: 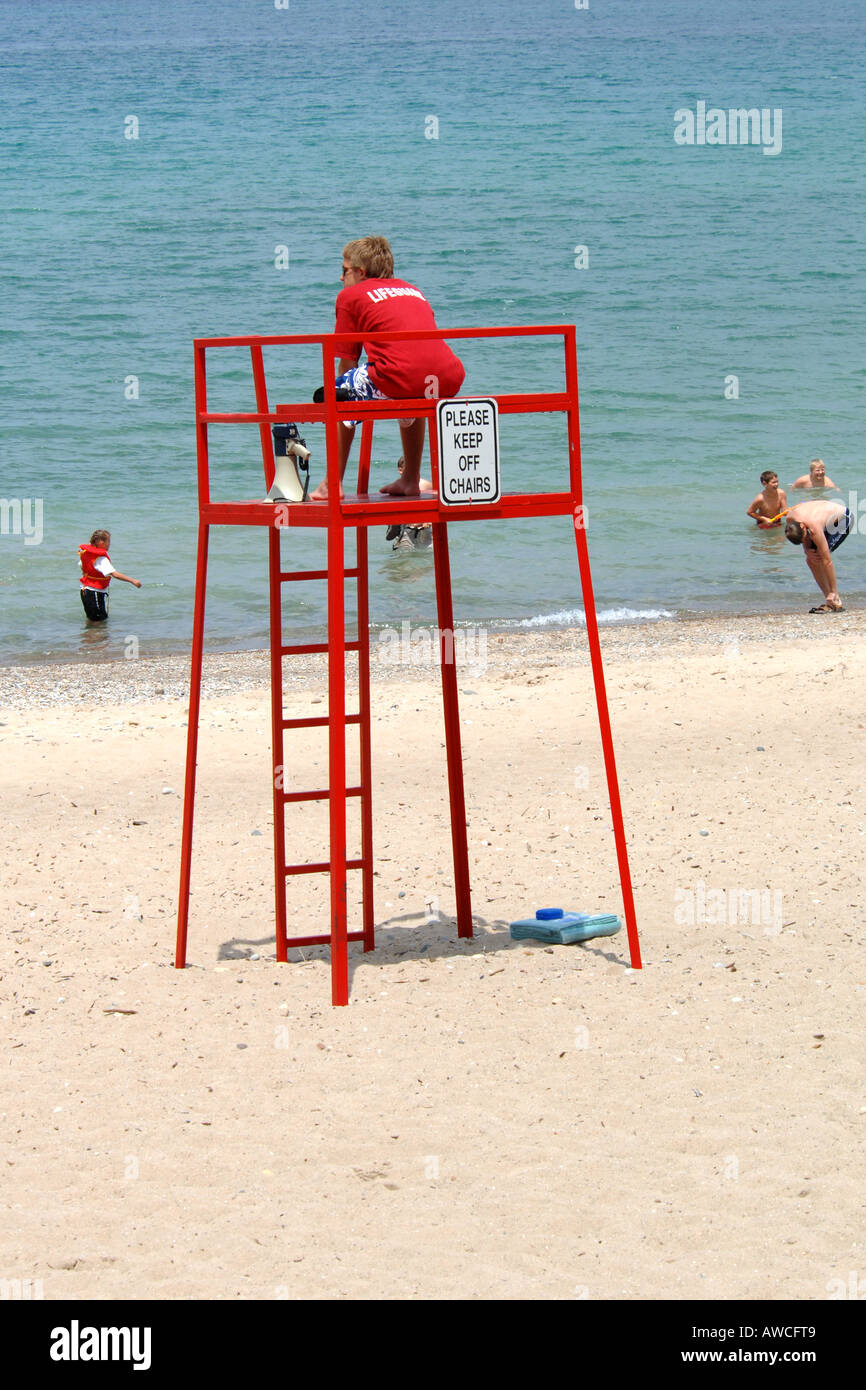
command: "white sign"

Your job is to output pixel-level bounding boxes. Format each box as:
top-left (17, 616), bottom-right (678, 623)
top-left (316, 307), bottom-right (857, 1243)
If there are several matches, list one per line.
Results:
top-left (437, 398), bottom-right (500, 505)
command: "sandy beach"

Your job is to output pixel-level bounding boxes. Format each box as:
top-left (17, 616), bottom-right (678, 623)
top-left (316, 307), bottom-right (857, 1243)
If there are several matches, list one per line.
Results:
top-left (2, 611), bottom-right (865, 1301)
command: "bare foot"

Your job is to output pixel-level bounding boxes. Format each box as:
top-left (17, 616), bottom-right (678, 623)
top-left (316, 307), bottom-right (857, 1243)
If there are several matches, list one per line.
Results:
top-left (309, 480), bottom-right (343, 501)
top-left (380, 475), bottom-right (432, 497)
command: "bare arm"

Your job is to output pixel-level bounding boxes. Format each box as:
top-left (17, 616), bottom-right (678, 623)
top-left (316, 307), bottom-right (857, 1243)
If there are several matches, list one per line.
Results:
top-left (807, 525), bottom-right (831, 563)
top-left (805, 526), bottom-right (839, 596)
top-left (112, 571), bottom-right (142, 588)
top-left (746, 492), bottom-right (765, 520)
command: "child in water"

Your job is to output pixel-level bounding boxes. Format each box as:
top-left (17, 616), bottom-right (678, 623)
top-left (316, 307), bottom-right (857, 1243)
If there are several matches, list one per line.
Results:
top-left (385, 457), bottom-right (433, 550)
top-left (746, 471), bottom-right (787, 528)
top-left (793, 458), bottom-right (838, 490)
top-left (78, 529), bottom-right (141, 622)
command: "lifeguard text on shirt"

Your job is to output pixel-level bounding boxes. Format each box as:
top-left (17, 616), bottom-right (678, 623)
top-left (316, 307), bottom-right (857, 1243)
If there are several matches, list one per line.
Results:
top-left (436, 398), bottom-right (501, 505)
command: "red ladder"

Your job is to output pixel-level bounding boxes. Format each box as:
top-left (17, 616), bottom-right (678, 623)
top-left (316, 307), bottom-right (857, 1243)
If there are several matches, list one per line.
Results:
top-left (267, 517), bottom-right (374, 960)
top-left (259, 348), bottom-right (379, 974)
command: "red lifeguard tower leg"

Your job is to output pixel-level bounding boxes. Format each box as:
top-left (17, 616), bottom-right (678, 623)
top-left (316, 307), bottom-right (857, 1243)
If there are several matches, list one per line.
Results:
top-left (564, 327), bottom-right (641, 969)
top-left (432, 521), bottom-right (473, 939)
top-left (356, 423), bottom-right (375, 953)
top-left (573, 528), bottom-right (641, 969)
top-left (327, 520), bottom-right (349, 1004)
top-left (175, 518), bottom-right (209, 968)
top-left (324, 373), bottom-right (350, 1006)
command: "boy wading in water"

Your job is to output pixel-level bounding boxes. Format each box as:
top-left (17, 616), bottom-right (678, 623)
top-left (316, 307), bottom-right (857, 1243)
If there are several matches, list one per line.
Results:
top-left (78, 529), bottom-right (141, 622)
top-left (747, 470), bottom-right (787, 528)
top-left (784, 499), bottom-right (853, 613)
top-left (310, 236), bottom-right (465, 500)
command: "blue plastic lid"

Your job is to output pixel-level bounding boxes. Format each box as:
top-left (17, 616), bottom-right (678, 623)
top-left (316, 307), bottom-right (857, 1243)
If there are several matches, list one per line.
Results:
top-left (536, 908), bottom-right (564, 920)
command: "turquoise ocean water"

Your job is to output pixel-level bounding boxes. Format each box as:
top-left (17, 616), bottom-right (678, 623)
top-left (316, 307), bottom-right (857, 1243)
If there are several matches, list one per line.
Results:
top-left (1, 0), bottom-right (864, 664)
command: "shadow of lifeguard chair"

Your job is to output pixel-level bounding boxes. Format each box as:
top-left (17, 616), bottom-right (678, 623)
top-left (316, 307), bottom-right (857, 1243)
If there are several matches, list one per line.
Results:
top-left (175, 324), bottom-right (642, 1004)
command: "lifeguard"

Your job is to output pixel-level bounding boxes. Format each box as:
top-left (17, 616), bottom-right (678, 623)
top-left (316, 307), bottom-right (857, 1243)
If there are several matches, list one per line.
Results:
top-left (310, 235), bottom-right (465, 500)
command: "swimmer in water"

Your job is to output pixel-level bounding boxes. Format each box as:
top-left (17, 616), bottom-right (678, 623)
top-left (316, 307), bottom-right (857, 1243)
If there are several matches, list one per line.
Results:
top-left (793, 458), bottom-right (837, 490)
top-left (784, 499), bottom-right (852, 612)
top-left (747, 470), bottom-right (788, 528)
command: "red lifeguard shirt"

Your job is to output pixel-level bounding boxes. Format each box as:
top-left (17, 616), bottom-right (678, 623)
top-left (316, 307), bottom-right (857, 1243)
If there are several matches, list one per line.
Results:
top-left (333, 278), bottom-right (465, 400)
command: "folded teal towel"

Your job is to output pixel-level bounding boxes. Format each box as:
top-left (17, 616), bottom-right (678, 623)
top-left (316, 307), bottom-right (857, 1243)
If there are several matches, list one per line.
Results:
top-left (509, 911), bottom-right (622, 945)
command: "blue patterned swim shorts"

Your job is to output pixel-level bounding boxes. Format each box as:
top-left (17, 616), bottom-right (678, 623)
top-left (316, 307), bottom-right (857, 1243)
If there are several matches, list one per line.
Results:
top-left (335, 364), bottom-right (416, 428)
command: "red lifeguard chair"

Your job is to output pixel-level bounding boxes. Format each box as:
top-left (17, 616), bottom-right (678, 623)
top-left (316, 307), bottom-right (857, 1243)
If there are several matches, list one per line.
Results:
top-left (175, 324), bottom-right (641, 1004)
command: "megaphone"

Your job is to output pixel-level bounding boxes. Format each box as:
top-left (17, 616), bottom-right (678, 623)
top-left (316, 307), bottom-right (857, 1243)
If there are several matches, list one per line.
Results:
top-left (266, 424), bottom-right (311, 502)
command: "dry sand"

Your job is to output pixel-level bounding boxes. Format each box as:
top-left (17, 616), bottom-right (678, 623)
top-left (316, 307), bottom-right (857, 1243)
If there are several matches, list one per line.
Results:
top-left (2, 613), bottom-right (865, 1300)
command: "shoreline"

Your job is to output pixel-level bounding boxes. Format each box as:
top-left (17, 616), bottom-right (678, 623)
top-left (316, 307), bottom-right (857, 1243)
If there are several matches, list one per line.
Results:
top-left (3, 608), bottom-right (866, 709)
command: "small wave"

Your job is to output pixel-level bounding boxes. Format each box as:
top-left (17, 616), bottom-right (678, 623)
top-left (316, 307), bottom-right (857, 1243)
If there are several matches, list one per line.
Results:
top-left (511, 607), bottom-right (675, 629)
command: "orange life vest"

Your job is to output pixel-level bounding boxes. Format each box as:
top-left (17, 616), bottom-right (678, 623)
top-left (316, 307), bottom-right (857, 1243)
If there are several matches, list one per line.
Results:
top-left (79, 544), bottom-right (111, 590)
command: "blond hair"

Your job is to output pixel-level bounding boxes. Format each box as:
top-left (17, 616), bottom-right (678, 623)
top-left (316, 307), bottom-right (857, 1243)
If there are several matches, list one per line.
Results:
top-left (90, 529), bottom-right (110, 547)
top-left (342, 236), bottom-right (394, 279)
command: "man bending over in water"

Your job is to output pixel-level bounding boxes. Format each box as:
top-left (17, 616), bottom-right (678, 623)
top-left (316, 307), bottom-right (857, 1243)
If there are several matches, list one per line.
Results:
top-left (785, 499), bottom-right (853, 612)
top-left (793, 458), bottom-right (837, 490)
